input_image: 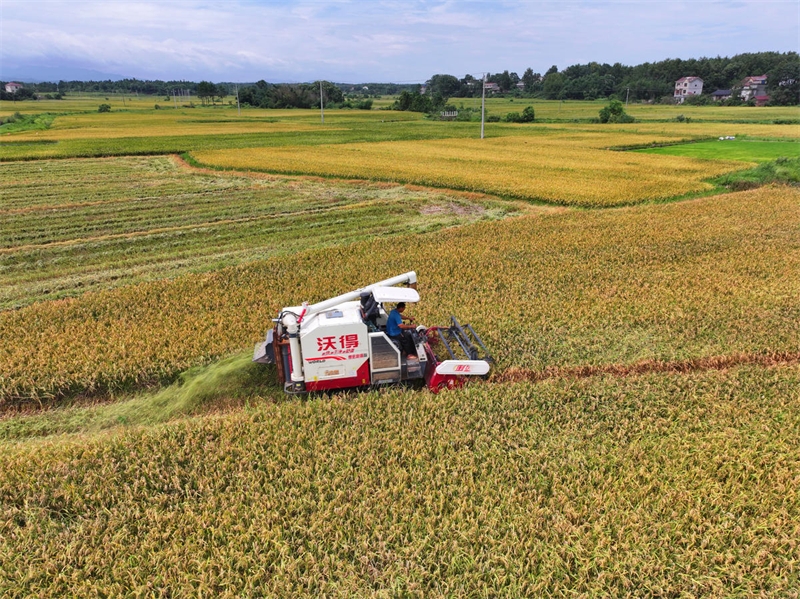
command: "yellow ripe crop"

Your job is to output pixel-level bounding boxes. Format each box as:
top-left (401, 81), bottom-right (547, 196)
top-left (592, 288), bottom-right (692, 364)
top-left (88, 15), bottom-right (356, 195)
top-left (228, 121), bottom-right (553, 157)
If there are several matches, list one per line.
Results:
top-left (600, 121), bottom-right (800, 140)
top-left (2, 365), bottom-right (799, 595)
top-left (4, 111), bottom-right (345, 142)
top-left (1, 155), bottom-right (523, 309)
top-left (193, 133), bottom-right (746, 207)
top-left (1, 185), bottom-right (798, 404)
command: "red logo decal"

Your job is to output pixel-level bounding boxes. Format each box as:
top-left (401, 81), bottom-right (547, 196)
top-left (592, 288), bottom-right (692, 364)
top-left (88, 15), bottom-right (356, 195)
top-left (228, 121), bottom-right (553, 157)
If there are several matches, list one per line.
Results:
top-left (340, 333), bottom-right (359, 350)
top-left (317, 336), bottom-right (336, 351)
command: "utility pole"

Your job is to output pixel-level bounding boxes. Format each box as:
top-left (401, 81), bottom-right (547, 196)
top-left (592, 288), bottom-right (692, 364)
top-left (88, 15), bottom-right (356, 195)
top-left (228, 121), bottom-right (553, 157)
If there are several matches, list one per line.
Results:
top-left (235, 84), bottom-right (240, 116)
top-left (625, 87), bottom-right (630, 107)
top-left (480, 73), bottom-right (486, 139)
top-left (320, 80), bottom-right (324, 124)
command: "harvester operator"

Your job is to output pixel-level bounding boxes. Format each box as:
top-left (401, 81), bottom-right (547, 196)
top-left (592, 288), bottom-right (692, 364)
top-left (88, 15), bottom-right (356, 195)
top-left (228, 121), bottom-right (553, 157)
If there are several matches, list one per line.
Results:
top-left (387, 302), bottom-right (417, 359)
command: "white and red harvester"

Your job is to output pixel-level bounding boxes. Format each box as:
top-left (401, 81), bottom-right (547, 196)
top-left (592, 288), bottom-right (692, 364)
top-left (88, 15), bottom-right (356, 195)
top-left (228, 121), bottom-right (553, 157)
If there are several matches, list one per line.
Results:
top-left (253, 272), bottom-right (492, 394)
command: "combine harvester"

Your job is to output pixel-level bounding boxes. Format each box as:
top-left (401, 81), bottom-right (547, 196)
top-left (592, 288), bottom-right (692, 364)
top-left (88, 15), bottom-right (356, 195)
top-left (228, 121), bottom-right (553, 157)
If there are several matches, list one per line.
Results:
top-left (253, 272), bottom-right (492, 393)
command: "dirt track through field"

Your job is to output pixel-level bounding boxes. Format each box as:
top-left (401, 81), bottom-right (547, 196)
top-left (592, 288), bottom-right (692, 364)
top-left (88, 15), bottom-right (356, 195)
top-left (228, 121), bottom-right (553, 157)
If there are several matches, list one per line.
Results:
top-left (491, 350), bottom-right (800, 384)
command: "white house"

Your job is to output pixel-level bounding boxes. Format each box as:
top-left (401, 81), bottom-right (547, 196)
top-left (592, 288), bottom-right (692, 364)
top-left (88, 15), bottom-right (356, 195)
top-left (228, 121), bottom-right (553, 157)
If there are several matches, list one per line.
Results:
top-left (674, 77), bottom-right (703, 103)
top-left (739, 75), bottom-right (767, 101)
top-left (4, 82), bottom-right (23, 94)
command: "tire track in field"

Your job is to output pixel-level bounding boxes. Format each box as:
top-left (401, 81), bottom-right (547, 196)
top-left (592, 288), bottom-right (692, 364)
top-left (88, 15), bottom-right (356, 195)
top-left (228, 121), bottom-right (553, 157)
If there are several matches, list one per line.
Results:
top-left (0, 200), bottom-right (387, 254)
top-left (491, 350), bottom-right (800, 384)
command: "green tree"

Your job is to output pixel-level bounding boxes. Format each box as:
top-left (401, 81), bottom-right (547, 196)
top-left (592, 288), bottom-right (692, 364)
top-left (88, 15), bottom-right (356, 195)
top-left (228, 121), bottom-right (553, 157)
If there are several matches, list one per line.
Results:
top-left (521, 106), bottom-right (535, 122)
top-left (395, 90), bottom-right (413, 111)
top-left (215, 85), bottom-right (227, 104)
top-left (521, 68), bottom-right (540, 93)
top-left (767, 55), bottom-right (800, 105)
top-left (428, 74), bottom-right (461, 98)
top-left (682, 94), bottom-right (711, 106)
top-left (496, 70), bottom-right (513, 92)
top-left (598, 99), bottom-right (634, 123)
top-left (542, 72), bottom-right (565, 99)
top-left (504, 106), bottom-right (534, 123)
top-left (393, 90), bottom-right (434, 113)
top-left (459, 74), bottom-right (480, 97)
top-left (315, 81), bottom-right (343, 106)
top-left (196, 81), bottom-right (217, 105)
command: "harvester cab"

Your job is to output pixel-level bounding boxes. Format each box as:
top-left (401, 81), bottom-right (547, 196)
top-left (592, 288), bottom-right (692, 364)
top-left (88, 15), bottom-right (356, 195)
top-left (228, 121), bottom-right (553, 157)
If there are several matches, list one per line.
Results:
top-left (253, 271), bottom-right (492, 394)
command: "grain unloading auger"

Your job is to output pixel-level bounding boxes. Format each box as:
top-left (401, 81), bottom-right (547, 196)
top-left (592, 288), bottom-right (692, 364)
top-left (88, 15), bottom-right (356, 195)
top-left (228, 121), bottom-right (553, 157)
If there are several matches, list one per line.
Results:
top-left (253, 272), bottom-right (492, 394)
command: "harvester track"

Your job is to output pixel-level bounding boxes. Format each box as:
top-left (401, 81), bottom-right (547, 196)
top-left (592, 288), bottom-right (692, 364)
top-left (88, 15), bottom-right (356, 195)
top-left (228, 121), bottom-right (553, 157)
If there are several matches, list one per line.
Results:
top-left (491, 350), bottom-right (800, 384)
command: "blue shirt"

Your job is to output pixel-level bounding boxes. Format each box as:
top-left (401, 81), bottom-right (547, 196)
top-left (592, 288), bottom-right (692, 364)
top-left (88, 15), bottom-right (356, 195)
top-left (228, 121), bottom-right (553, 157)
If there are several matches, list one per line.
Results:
top-left (386, 309), bottom-right (403, 337)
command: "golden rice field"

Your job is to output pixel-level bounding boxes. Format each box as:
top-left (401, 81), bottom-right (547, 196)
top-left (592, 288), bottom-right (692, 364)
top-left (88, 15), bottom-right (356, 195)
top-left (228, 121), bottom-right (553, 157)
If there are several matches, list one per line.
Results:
top-left (7, 109), bottom-right (794, 146)
top-left (1, 99), bottom-right (799, 596)
top-left (2, 185), bottom-right (798, 405)
top-left (193, 133), bottom-right (747, 206)
top-left (0, 155), bottom-right (522, 309)
top-left (2, 366), bottom-right (799, 597)
top-left (5, 112), bottom-right (347, 140)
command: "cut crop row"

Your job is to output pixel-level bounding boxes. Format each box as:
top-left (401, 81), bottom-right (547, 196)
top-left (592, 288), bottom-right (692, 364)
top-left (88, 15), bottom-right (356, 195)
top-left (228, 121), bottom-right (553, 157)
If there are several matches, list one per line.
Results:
top-left (1, 156), bottom-right (519, 310)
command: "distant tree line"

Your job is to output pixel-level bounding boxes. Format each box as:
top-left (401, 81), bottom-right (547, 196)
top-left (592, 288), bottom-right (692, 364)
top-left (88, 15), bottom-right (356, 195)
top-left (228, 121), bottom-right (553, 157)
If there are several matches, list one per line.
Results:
top-left (390, 89), bottom-right (447, 113)
top-left (2, 51), bottom-right (795, 107)
top-left (341, 83), bottom-right (417, 96)
top-left (0, 77), bottom-right (416, 108)
top-left (8, 78), bottom-right (204, 96)
top-left (422, 52), bottom-right (798, 106)
top-left (0, 86), bottom-right (38, 101)
top-left (236, 80), bottom-right (342, 109)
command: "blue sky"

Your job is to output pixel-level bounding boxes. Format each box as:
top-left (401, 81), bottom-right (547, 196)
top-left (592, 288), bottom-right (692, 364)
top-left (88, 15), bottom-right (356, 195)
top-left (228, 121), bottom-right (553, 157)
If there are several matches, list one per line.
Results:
top-left (1, 0), bottom-right (798, 82)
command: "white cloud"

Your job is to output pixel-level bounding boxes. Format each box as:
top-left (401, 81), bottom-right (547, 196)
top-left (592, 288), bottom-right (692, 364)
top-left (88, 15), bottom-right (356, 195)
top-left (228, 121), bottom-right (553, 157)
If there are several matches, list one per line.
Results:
top-left (1, 0), bottom-right (797, 81)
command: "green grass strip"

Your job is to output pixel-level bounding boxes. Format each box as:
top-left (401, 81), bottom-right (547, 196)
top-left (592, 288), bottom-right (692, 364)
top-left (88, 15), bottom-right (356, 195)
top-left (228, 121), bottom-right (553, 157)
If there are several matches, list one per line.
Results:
top-left (639, 138), bottom-right (800, 162)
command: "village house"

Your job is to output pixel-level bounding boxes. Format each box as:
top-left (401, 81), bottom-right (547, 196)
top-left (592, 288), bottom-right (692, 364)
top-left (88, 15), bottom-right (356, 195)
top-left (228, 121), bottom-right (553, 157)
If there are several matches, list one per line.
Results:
top-left (4, 82), bottom-right (23, 94)
top-left (484, 82), bottom-right (501, 93)
top-left (739, 75), bottom-right (768, 104)
top-left (711, 89), bottom-right (732, 101)
top-left (674, 77), bottom-right (704, 103)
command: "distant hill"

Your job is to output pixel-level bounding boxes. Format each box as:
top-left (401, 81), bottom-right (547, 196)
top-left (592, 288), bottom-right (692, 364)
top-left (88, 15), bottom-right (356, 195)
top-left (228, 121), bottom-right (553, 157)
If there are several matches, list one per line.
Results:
top-left (0, 64), bottom-right (126, 84)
